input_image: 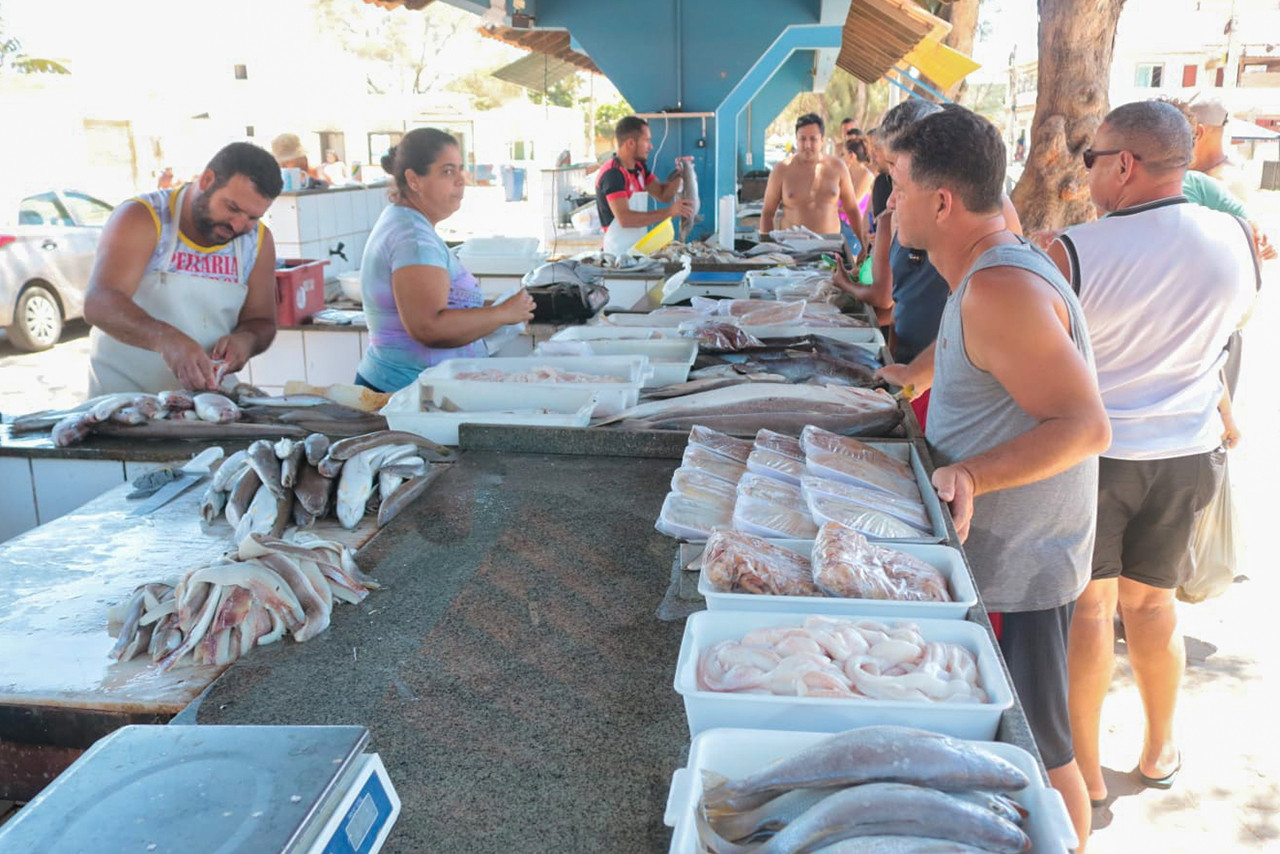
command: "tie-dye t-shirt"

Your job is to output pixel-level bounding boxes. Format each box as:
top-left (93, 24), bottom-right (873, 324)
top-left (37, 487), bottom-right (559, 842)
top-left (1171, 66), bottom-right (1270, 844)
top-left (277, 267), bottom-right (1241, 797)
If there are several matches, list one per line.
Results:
top-left (356, 204), bottom-right (486, 392)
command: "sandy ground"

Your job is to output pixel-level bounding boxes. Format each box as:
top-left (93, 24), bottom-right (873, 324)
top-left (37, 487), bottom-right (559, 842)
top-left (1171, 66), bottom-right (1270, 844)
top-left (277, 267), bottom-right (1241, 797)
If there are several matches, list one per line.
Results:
top-left (0, 191), bottom-right (1277, 852)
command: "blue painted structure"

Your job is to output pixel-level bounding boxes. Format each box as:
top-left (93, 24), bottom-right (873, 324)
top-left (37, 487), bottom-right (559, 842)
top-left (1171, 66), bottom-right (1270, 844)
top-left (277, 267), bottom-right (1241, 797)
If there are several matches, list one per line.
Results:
top-left (530, 0), bottom-right (832, 238)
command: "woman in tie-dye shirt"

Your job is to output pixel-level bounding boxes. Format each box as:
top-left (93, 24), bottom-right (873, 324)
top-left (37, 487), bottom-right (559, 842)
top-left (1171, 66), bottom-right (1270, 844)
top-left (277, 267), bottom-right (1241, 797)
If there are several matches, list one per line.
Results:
top-left (355, 128), bottom-right (534, 393)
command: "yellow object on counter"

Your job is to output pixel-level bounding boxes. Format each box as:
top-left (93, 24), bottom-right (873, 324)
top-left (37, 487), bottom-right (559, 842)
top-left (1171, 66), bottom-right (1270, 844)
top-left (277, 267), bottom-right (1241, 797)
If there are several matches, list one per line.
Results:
top-left (630, 217), bottom-right (675, 255)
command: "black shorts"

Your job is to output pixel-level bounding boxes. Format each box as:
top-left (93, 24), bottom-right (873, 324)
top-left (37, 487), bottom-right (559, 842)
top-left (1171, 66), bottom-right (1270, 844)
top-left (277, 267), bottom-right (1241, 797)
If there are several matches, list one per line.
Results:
top-left (1092, 452), bottom-right (1225, 589)
top-left (999, 603), bottom-right (1075, 770)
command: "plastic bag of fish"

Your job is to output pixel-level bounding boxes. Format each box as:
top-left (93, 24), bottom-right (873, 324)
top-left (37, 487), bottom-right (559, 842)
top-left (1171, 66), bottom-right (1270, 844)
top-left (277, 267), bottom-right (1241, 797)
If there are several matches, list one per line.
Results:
top-left (692, 725), bottom-right (1035, 854)
top-left (106, 532), bottom-right (378, 669)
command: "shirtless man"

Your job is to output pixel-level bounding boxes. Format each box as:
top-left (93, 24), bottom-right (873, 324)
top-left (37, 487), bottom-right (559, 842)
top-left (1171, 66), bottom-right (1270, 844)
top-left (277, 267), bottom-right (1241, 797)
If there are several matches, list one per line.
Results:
top-left (760, 113), bottom-right (865, 248)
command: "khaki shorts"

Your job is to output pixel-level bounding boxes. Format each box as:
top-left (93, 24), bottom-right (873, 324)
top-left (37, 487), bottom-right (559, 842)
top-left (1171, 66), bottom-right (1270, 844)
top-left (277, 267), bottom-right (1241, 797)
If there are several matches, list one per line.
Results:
top-left (1091, 451), bottom-right (1226, 589)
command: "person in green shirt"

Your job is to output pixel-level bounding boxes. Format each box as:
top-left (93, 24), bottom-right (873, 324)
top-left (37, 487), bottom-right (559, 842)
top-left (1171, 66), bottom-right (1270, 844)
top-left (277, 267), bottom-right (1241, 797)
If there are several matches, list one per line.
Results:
top-left (1181, 169), bottom-right (1247, 218)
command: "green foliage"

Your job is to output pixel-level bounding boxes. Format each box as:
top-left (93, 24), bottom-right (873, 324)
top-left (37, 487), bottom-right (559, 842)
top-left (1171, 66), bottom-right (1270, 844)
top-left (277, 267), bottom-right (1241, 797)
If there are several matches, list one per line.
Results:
top-left (765, 70), bottom-right (891, 142)
top-left (529, 76), bottom-right (579, 108)
top-left (311, 0), bottom-right (468, 95)
top-left (448, 70), bottom-right (525, 111)
top-left (594, 100), bottom-right (633, 140)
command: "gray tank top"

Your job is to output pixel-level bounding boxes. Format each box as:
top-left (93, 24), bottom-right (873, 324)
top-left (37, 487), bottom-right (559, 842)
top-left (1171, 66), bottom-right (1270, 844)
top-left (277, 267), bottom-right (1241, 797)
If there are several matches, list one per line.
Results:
top-left (926, 240), bottom-right (1098, 613)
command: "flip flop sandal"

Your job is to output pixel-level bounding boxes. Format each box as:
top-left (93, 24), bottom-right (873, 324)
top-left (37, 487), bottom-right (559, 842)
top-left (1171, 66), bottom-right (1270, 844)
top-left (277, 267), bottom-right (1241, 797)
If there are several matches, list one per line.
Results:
top-left (1138, 752), bottom-right (1182, 789)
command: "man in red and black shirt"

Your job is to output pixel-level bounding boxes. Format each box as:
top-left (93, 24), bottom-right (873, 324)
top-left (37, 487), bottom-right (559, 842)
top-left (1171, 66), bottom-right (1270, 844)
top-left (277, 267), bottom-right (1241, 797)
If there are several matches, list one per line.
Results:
top-left (595, 115), bottom-right (693, 255)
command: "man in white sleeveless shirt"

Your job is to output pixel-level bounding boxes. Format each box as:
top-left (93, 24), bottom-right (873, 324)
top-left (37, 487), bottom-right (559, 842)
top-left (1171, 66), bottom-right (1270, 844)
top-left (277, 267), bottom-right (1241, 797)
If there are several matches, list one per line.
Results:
top-left (877, 105), bottom-right (1111, 851)
top-left (1048, 101), bottom-right (1257, 807)
top-left (84, 142), bottom-right (283, 394)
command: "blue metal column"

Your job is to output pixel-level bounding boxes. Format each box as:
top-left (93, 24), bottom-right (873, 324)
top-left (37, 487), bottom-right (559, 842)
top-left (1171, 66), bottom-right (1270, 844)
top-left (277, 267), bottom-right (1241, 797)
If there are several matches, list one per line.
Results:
top-left (741, 53), bottom-right (815, 174)
top-left (713, 24), bottom-right (843, 232)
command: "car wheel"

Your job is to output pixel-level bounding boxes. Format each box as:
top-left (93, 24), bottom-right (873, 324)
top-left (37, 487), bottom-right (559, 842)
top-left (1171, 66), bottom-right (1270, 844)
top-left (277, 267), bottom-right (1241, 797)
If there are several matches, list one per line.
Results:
top-left (8, 285), bottom-right (64, 352)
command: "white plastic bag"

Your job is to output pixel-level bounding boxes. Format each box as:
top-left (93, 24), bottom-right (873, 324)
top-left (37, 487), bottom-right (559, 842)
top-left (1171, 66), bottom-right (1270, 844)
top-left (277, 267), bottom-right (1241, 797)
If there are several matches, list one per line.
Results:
top-left (1178, 460), bottom-right (1237, 604)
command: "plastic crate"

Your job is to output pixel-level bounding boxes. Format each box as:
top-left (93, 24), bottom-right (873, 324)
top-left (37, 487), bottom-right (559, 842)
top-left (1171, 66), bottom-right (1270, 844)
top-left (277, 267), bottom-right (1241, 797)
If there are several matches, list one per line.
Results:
top-left (275, 258), bottom-right (328, 326)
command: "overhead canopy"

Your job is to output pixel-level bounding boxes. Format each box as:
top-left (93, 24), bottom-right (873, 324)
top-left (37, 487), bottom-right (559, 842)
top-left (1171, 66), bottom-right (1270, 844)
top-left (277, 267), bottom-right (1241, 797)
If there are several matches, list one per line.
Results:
top-left (902, 39), bottom-right (981, 92)
top-left (491, 51), bottom-right (581, 93)
top-left (836, 0), bottom-right (951, 84)
top-left (478, 26), bottom-right (601, 76)
top-left (1229, 117), bottom-right (1280, 141)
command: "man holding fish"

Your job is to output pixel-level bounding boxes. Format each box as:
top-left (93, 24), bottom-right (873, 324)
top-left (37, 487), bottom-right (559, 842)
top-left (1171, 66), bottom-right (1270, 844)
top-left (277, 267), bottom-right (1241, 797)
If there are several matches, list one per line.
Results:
top-left (595, 115), bottom-right (696, 256)
top-left (83, 142), bottom-right (283, 394)
top-left (877, 105), bottom-right (1112, 850)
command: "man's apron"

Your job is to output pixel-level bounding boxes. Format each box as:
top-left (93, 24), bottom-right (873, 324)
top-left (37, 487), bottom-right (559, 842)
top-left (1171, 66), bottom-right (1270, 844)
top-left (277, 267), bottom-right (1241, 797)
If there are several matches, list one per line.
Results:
top-left (87, 186), bottom-right (250, 395)
top-left (601, 158), bottom-right (652, 256)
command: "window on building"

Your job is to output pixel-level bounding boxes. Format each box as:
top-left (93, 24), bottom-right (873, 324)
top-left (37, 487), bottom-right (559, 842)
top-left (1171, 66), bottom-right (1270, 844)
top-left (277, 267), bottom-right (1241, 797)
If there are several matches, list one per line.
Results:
top-left (1216, 67), bottom-right (1226, 87)
top-left (245, 126), bottom-right (255, 137)
top-left (1135, 63), bottom-right (1164, 88)
top-left (234, 64), bottom-right (248, 80)
top-left (1182, 64), bottom-right (1198, 87)
top-left (368, 132), bottom-right (403, 165)
top-left (319, 132), bottom-right (346, 163)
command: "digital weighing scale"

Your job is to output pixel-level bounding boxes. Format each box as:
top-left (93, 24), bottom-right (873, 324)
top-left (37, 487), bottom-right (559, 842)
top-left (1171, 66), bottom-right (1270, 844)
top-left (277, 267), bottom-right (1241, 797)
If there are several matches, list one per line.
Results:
top-left (660, 269), bottom-right (752, 305)
top-left (0, 725), bottom-right (400, 854)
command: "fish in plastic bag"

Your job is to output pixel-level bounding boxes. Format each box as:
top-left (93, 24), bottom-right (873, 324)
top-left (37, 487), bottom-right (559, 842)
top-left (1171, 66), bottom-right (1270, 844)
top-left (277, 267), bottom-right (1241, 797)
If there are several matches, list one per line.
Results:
top-left (812, 521), bottom-right (950, 601)
top-left (703, 527), bottom-right (818, 596)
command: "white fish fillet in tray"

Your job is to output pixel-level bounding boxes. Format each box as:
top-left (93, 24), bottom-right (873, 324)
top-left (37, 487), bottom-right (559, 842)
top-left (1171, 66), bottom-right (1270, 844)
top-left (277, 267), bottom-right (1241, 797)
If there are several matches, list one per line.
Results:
top-left (664, 727), bottom-right (1077, 854)
top-left (696, 538), bottom-right (977, 619)
top-left (674, 611), bottom-right (1013, 740)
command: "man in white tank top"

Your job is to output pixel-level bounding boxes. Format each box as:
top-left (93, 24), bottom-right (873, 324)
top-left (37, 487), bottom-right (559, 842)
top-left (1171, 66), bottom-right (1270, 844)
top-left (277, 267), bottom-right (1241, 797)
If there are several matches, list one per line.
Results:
top-left (84, 142), bottom-right (283, 394)
top-left (1048, 101), bottom-right (1257, 810)
top-left (877, 105), bottom-right (1111, 851)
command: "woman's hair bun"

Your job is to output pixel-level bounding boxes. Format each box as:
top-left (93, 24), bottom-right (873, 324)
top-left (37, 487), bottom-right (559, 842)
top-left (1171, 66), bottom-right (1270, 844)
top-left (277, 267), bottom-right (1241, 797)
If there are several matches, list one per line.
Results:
top-left (380, 147), bottom-right (397, 174)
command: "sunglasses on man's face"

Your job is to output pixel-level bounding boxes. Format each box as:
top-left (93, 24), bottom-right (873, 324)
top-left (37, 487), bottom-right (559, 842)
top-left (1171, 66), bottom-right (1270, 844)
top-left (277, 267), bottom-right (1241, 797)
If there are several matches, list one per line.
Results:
top-left (1082, 148), bottom-right (1142, 169)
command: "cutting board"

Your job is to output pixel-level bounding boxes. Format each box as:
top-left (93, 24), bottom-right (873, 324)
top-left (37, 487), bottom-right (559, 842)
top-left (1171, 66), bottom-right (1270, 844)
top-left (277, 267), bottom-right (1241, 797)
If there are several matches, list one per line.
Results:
top-left (0, 479), bottom-right (381, 715)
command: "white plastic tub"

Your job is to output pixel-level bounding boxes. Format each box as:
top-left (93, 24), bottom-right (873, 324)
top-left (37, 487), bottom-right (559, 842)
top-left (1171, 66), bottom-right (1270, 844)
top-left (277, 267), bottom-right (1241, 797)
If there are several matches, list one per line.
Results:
top-left (381, 382), bottom-right (596, 445)
top-left (534, 339), bottom-right (696, 387)
top-left (664, 728), bottom-right (1077, 854)
top-left (456, 236), bottom-right (546, 276)
top-left (600, 311), bottom-right (700, 328)
top-left (674, 611), bottom-right (1013, 739)
top-left (696, 539), bottom-right (977, 619)
top-left (416, 355), bottom-right (651, 418)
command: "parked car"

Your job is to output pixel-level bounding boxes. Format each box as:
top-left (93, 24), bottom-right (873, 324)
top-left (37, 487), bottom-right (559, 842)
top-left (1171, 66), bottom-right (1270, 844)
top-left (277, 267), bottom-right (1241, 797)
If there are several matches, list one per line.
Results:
top-left (1, 190), bottom-right (114, 351)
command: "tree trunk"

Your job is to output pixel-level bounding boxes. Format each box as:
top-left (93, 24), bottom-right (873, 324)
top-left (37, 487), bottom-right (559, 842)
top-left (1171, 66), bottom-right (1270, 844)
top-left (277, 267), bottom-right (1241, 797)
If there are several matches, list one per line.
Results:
top-left (941, 0), bottom-right (981, 101)
top-left (853, 81), bottom-right (868, 129)
top-left (1010, 0), bottom-right (1126, 232)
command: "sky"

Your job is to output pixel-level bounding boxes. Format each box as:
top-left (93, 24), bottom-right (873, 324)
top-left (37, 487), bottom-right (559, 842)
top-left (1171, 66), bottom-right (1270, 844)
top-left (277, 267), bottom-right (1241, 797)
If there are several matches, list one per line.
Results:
top-left (970, 1), bottom-right (1042, 80)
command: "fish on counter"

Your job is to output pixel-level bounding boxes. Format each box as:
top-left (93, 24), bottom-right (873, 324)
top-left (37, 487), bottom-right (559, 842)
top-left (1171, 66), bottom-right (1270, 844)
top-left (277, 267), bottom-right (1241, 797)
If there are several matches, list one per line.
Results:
top-left (200, 429), bottom-right (456, 537)
top-left (106, 533), bottom-right (374, 669)
top-left (602, 384), bottom-right (902, 437)
top-left (702, 528), bottom-right (818, 597)
top-left (693, 726), bottom-right (1032, 854)
top-left (812, 521), bottom-right (951, 602)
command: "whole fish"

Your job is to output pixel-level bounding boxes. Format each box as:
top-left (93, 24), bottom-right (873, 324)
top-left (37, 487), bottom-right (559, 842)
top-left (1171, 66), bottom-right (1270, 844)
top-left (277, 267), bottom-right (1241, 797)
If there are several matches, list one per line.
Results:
top-left (210, 450), bottom-right (250, 492)
top-left (129, 394), bottom-right (164, 420)
top-left (225, 467), bottom-right (261, 527)
top-left (601, 384), bottom-right (897, 426)
top-left (193, 393), bottom-right (240, 424)
top-left (110, 406), bottom-right (148, 426)
top-left (278, 440), bottom-right (306, 488)
top-left (700, 726), bottom-right (1029, 817)
top-left (246, 440), bottom-right (286, 501)
top-left (52, 412), bottom-right (95, 447)
top-left (641, 374), bottom-right (789, 400)
top-left (710, 788), bottom-right (837, 843)
top-left (695, 782), bottom-right (1030, 854)
top-left (303, 433), bottom-right (330, 467)
top-left (158, 390), bottom-right (195, 411)
top-left (293, 462), bottom-right (334, 518)
top-left (377, 468), bottom-right (442, 528)
top-left (325, 429), bottom-right (454, 463)
top-left (234, 484), bottom-right (279, 543)
top-left (677, 158), bottom-right (701, 242)
top-left (199, 484), bottom-right (228, 524)
top-left (810, 838), bottom-right (1002, 853)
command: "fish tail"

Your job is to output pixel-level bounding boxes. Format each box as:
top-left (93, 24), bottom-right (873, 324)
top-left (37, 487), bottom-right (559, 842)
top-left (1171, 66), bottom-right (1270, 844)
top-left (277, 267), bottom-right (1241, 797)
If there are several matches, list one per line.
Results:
top-left (694, 799), bottom-right (752, 854)
top-left (698, 769), bottom-right (737, 815)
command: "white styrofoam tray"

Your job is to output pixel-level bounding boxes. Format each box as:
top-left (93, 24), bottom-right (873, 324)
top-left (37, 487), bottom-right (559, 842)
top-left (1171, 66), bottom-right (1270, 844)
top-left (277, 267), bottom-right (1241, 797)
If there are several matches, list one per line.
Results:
top-left (534, 339), bottom-right (696, 387)
top-left (696, 539), bottom-right (977, 619)
top-left (381, 382), bottom-right (596, 445)
top-left (549, 326), bottom-right (667, 341)
top-left (674, 611), bottom-right (1013, 740)
top-left (416, 355), bottom-right (651, 418)
top-left (456, 236), bottom-right (545, 276)
top-left (823, 441), bottom-right (950, 545)
top-left (664, 727), bottom-right (1077, 854)
top-left (599, 311), bottom-right (700, 328)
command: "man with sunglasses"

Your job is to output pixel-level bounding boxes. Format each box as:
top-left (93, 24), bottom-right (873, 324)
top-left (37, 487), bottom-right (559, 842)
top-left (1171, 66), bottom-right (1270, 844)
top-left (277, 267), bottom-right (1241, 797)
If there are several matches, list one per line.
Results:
top-left (1047, 100), bottom-right (1258, 812)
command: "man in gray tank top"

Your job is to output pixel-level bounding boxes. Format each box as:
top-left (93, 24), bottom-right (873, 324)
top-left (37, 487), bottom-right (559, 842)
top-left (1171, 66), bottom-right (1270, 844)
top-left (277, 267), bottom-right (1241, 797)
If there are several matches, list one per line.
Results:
top-left (877, 106), bottom-right (1111, 851)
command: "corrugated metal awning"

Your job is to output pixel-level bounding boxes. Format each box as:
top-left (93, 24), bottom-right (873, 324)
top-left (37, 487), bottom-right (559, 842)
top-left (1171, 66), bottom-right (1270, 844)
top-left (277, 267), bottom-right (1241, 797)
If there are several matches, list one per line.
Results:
top-left (478, 26), bottom-right (601, 75)
top-left (837, 0), bottom-right (951, 84)
top-left (492, 51), bottom-right (581, 93)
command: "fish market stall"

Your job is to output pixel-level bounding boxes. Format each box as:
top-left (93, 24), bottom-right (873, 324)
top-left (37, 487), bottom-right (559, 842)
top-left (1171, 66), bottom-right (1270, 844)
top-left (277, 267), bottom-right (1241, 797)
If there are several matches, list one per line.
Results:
top-left (147, 424), bottom-right (1045, 853)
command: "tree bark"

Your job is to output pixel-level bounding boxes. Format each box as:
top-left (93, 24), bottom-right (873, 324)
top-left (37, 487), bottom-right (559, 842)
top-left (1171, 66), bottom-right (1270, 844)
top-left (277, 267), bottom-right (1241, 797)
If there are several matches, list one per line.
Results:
top-left (941, 0), bottom-right (981, 101)
top-left (1010, 0), bottom-right (1126, 232)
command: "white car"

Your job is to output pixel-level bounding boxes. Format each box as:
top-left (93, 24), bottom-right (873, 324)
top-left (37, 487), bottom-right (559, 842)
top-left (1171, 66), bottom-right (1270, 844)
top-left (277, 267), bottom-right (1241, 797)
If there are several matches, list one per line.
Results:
top-left (1, 190), bottom-right (113, 351)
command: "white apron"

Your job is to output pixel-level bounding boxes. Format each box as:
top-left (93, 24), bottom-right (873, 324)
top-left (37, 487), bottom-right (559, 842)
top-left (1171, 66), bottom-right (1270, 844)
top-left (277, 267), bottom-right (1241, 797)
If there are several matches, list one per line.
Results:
top-left (600, 156), bottom-right (654, 256)
top-left (87, 186), bottom-right (250, 395)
